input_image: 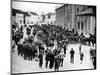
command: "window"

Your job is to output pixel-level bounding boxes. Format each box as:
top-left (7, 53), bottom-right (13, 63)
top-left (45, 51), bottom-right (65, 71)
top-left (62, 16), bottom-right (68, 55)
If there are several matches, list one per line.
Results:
top-left (81, 22), bottom-right (84, 30)
top-left (27, 21), bottom-right (29, 24)
top-left (42, 15), bottom-right (45, 22)
top-left (67, 5), bottom-right (71, 13)
top-left (48, 15), bottom-right (51, 19)
top-left (82, 6), bottom-right (88, 11)
top-left (20, 20), bottom-right (22, 24)
top-left (77, 8), bottom-right (79, 13)
top-left (78, 22), bottom-right (80, 29)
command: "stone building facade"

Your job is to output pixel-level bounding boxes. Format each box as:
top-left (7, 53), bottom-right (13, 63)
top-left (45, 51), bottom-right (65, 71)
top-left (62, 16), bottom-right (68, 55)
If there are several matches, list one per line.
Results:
top-left (76, 5), bottom-right (96, 35)
top-left (55, 4), bottom-right (96, 35)
top-left (41, 13), bottom-right (56, 25)
top-left (55, 4), bottom-right (76, 30)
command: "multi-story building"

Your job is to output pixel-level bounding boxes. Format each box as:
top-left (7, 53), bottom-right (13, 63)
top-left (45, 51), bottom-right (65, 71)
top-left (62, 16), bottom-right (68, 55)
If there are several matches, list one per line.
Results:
top-left (12, 8), bottom-right (30, 27)
top-left (12, 8), bottom-right (24, 27)
top-left (76, 5), bottom-right (96, 35)
top-left (12, 8), bottom-right (40, 27)
top-left (25, 12), bottom-right (39, 25)
top-left (55, 4), bottom-right (96, 35)
top-left (55, 4), bottom-right (76, 30)
top-left (41, 12), bottom-right (56, 25)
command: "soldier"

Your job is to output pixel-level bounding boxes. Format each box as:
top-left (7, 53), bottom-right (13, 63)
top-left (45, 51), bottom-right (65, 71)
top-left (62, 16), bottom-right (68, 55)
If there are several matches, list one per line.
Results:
top-left (38, 45), bottom-right (44, 68)
top-left (49, 51), bottom-right (55, 69)
top-left (45, 47), bottom-right (50, 68)
top-left (38, 52), bottom-right (43, 68)
top-left (54, 53), bottom-right (60, 71)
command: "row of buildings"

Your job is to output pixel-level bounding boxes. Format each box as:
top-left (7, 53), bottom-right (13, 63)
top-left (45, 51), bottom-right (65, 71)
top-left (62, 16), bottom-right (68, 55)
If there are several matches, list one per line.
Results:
top-left (12, 8), bottom-right (56, 27)
top-left (12, 4), bottom-right (96, 36)
top-left (55, 4), bottom-right (96, 35)
top-left (41, 12), bottom-right (56, 25)
top-left (12, 8), bottom-right (41, 27)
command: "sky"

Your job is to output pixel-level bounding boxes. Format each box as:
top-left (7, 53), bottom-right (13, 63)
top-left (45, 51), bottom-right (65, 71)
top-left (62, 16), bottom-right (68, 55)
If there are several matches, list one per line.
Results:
top-left (12, 1), bottom-right (62, 15)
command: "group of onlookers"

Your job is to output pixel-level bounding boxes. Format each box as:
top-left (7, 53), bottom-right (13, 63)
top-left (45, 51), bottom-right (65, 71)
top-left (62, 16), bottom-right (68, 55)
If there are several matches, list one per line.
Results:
top-left (12, 23), bottom-right (96, 71)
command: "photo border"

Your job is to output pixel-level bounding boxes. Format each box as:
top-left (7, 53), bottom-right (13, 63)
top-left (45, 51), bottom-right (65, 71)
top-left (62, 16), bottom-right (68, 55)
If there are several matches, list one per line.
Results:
top-left (11, 0), bottom-right (97, 74)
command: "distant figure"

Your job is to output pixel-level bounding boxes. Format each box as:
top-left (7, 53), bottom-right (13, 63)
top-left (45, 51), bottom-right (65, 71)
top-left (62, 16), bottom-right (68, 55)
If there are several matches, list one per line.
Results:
top-left (63, 43), bottom-right (67, 54)
top-left (93, 56), bottom-right (96, 69)
top-left (49, 51), bottom-right (55, 69)
top-left (54, 54), bottom-right (60, 71)
top-left (79, 44), bottom-right (82, 54)
top-left (38, 46), bottom-right (44, 68)
top-left (80, 52), bottom-right (84, 64)
top-left (90, 48), bottom-right (96, 69)
top-left (70, 48), bottom-right (75, 64)
top-left (12, 40), bottom-right (16, 52)
top-left (38, 53), bottom-right (43, 68)
top-left (45, 48), bottom-right (50, 68)
top-left (59, 48), bottom-right (65, 67)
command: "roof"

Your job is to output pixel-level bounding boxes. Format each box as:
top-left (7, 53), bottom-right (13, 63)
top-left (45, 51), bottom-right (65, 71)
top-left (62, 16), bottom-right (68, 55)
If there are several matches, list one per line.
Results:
top-left (24, 12), bottom-right (30, 16)
top-left (47, 12), bottom-right (55, 15)
top-left (55, 4), bottom-right (68, 11)
top-left (12, 8), bottom-right (30, 16)
top-left (30, 12), bottom-right (38, 16)
top-left (12, 8), bottom-right (24, 14)
top-left (41, 12), bottom-right (55, 17)
top-left (55, 4), bottom-right (65, 11)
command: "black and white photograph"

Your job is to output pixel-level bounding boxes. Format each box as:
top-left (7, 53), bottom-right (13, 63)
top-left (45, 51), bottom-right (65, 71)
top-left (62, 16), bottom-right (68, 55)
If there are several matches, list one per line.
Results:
top-left (11, 0), bottom-right (96, 74)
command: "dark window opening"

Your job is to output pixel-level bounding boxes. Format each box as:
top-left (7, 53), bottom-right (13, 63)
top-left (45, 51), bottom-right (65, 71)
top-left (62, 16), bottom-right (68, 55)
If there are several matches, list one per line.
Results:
top-left (81, 22), bottom-right (84, 30)
top-left (78, 22), bottom-right (80, 29)
top-left (77, 8), bottom-right (79, 13)
top-left (20, 20), bottom-right (22, 24)
top-left (48, 15), bottom-right (51, 19)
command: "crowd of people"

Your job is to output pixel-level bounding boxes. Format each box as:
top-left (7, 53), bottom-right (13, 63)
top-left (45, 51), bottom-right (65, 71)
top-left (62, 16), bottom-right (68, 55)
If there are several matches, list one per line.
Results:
top-left (12, 23), bottom-right (96, 71)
